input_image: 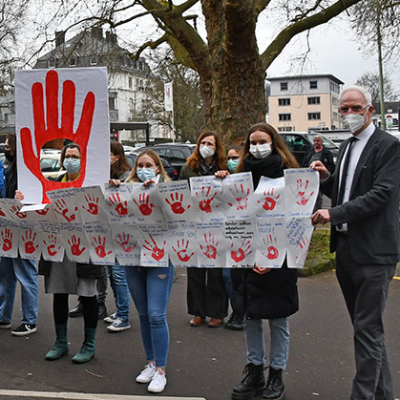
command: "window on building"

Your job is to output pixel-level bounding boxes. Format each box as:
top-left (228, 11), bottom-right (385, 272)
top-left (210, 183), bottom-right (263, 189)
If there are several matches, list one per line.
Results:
top-left (128, 77), bottom-right (132, 89)
top-left (280, 82), bottom-right (288, 91)
top-left (308, 112), bottom-right (321, 120)
top-left (309, 80), bottom-right (318, 89)
top-left (308, 97), bottom-right (320, 105)
top-left (90, 57), bottom-right (97, 65)
top-left (278, 98), bottom-right (291, 106)
top-left (48, 59), bottom-right (55, 68)
top-left (279, 113), bottom-right (291, 121)
top-left (278, 127), bottom-right (293, 132)
top-left (69, 58), bottom-right (76, 67)
top-left (109, 93), bottom-right (117, 110)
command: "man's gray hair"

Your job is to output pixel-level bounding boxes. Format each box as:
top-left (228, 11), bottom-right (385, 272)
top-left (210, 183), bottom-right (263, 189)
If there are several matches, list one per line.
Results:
top-left (339, 85), bottom-right (372, 106)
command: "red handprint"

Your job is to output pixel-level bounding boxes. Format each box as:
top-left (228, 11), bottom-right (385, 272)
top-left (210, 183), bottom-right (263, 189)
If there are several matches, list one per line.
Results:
top-left (82, 194), bottom-right (99, 215)
top-left (10, 205), bottom-right (27, 219)
top-left (21, 230), bottom-right (39, 254)
top-left (114, 232), bottom-right (136, 252)
top-left (54, 199), bottom-right (76, 222)
top-left (199, 233), bottom-right (218, 259)
top-left (133, 193), bottom-right (154, 216)
top-left (0, 207), bottom-right (6, 217)
top-left (228, 184), bottom-right (250, 211)
top-left (43, 234), bottom-right (61, 256)
top-left (91, 236), bottom-right (112, 258)
top-left (195, 186), bottom-right (217, 213)
top-left (172, 239), bottom-right (194, 262)
top-left (165, 192), bottom-right (190, 214)
top-left (67, 235), bottom-right (86, 256)
top-left (258, 188), bottom-right (281, 211)
top-left (35, 208), bottom-right (49, 216)
top-left (143, 235), bottom-right (165, 261)
top-left (20, 70), bottom-right (95, 203)
top-left (262, 235), bottom-right (279, 260)
top-left (294, 179), bottom-right (315, 206)
top-left (107, 193), bottom-right (128, 216)
top-left (1, 228), bottom-right (13, 251)
top-left (231, 239), bottom-right (252, 262)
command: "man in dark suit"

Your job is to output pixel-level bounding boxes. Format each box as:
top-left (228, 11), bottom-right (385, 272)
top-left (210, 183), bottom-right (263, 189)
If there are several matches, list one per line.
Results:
top-left (311, 85), bottom-right (400, 400)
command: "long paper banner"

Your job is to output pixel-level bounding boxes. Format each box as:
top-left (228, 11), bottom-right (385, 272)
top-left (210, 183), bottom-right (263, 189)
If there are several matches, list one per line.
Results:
top-left (0, 170), bottom-right (318, 268)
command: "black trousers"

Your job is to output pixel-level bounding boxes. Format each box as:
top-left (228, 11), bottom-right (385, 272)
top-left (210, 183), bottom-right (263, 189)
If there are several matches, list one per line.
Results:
top-left (187, 268), bottom-right (228, 319)
top-left (336, 235), bottom-right (395, 400)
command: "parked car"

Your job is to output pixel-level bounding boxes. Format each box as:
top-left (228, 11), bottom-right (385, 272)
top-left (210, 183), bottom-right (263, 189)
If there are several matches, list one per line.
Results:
top-left (278, 132), bottom-right (339, 166)
top-left (125, 152), bottom-right (179, 181)
top-left (40, 152), bottom-right (65, 180)
top-left (132, 143), bottom-right (196, 174)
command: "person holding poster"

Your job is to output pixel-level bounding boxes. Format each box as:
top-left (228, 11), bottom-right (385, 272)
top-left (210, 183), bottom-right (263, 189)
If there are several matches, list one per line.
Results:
top-left (102, 141), bottom-right (132, 332)
top-left (217, 123), bottom-right (299, 400)
top-left (112, 150), bottom-right (173, 393)
top-left (37, 143), bottom-right (103, 364)
top-left (180, 131), bottom-right (229, 328)
top-left (0, 133), bottom-right (39, 336)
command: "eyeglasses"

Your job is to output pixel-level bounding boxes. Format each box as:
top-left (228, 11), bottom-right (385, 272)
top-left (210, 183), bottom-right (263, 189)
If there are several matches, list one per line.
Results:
top-left (338, 105), bottom-right (370, 113)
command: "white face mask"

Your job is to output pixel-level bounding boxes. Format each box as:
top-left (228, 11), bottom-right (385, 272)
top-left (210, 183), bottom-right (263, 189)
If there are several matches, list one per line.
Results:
top-left (249, 143), bottom-right (272, 159)
top-left (200, 145), bottom-right (215, 159)
top-left (342, 110), bottom-right (368, 133)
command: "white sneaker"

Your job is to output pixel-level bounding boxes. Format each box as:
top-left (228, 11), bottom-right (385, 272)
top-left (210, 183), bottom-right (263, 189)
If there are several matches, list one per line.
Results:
top-left (136, 363), bottom-right (156, 383)
top-left (104, 312), bottom-right (117, 324)
top-left (147, 369), bottom-right (167, 393)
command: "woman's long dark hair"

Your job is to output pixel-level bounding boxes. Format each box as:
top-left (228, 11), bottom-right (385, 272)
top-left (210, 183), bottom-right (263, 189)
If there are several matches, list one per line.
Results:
top-left (110, 141), bottom-right (130, 179)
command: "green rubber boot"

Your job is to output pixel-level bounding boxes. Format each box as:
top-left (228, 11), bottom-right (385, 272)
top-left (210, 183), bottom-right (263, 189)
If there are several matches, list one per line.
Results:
top-left (72, 327), bottom-right (96, 364)
top-left (45, 324), bottom-right (69, 361)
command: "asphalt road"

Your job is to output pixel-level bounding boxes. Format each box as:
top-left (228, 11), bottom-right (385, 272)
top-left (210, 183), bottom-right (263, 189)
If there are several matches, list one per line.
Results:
top-left (1, 267), bottom-right (400, 400)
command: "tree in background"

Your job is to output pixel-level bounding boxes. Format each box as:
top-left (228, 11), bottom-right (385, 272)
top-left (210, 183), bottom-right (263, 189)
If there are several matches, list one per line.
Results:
top-left (355, 71), bottom-right (394, 104)
top-left (36, 0), bottom-right (364, 144)
top-left (141, 50), bottom-right (204, 144)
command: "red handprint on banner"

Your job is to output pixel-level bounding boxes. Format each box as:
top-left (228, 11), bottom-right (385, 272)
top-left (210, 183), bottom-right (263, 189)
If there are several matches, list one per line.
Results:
top-left (228, 184), bottom-right (250, 211)
top-left (1, 228), bottom-right (13, 251)
top-left (231, 239), bottom-right (252, 262)
top-left (293, 179), bottom-right (314, 206)
top-left (91, 236), bottom-right (112, 258)
top-left (143, 235), bottom-right (165, 261)
top-left (43, 234), bottom-right (61, 257)
top-left (82, 194), bottom-right (99, 215)
top-left (107, 193), bottom-right (128, 216)
top-left (258, 188), bottom-right (280, 211)
top-left (114, 232), bottom-right (136, 253)
top-left (67, 235), bottom-right (86, 256)
top-left (199, 233), bottom-right (218, 259)
top-left (20, 70), bottom-right (95, 203)
top-left (172, 239), bottom-right (194, 262)
top-left (0, 207), bottom-right (6, 217)
top-left (21, 229), bottom-right (39, 254)
top-left (195, 186), bottom-right (217, 213)
top-left (54, 199), bottom-right (77, 222)
top-left (35, 208), bottom-right (49, 216)
top-left (165, 192), bottom-right (190, 214)
top-left (262, 235), bottom-right (279, 260)
top-left (10, 205), bottom-right (27, 219)
top-left (133, 193), bottom-right (154, 216)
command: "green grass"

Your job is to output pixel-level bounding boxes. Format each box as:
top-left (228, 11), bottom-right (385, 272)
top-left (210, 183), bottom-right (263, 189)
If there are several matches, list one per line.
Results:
top-left (307, 228), bottom-right (335, 261)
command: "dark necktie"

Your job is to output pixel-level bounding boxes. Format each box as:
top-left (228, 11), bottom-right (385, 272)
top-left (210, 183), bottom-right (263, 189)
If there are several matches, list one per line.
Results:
top-left (337, 137), bottom-right (357, 206)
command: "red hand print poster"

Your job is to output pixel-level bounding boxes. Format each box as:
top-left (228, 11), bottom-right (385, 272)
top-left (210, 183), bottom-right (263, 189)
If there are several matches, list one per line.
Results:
top-left (15, 68), bottom-right (110, 204)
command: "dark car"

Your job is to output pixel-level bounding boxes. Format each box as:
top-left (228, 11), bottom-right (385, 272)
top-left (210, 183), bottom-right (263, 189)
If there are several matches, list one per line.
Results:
top-left (125, 152), bottom-right (179, 181)
top-left (278, 132), bottom-right (339, 166)
top-left (132, 143), bottom-right (196, 174)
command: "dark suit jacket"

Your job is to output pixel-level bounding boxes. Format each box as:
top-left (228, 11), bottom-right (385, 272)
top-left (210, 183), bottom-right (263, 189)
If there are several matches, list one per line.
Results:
top-left (321, 127), bottom-right (400, 265)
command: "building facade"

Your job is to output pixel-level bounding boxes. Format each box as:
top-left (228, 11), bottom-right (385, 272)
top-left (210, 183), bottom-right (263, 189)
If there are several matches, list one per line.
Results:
top-left (268, 74), bottom-right (344, 132)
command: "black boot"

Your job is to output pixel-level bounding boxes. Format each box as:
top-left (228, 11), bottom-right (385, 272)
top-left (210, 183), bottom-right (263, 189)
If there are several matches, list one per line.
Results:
top-left (225, 313), bottom-right (244, 331)
top-left (231, 363), bottom-right (265, 400)
top-left (69, 298), bottom-right (83, 318)
top-left (262, 367), bottom-right (285, 399)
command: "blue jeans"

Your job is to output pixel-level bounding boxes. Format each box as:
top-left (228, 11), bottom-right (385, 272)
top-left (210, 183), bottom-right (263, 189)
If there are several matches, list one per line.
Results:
top-left (0, 257), bottom-right (39, 324)
top-left (125, 262), bottom-right (174, 367)
top-left (244, 317), bottom-right (290, 370)
top-left (107, 265), bottom-right (130, 320)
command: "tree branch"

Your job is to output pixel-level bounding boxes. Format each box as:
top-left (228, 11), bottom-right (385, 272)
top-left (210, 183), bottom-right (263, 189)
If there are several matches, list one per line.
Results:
top-left (260, 0), bottom-right (362, 70)
top-left (176, 0), bottom-right (200, 14)
top-left (132, 35), bottom-right (167, 60)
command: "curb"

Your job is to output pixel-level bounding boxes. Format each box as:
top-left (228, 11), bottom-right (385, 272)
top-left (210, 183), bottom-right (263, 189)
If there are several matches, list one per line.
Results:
top-left (299, 258), bottom-right (335, 277)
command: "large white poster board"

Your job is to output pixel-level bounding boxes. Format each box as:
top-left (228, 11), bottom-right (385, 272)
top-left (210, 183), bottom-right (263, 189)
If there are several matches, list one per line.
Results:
top-left (15, 68), bottom-right (110, 204)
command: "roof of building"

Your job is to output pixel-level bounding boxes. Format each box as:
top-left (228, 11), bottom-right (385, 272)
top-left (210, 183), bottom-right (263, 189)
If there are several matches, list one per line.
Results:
top-left (267, 74), bottom-right (344, 85)
top-left (373, 101), bottom-right (400, 113)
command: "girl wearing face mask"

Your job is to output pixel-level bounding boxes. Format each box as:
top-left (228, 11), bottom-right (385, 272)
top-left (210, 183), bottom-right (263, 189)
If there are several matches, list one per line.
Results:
top-left (112, 150), bottom-right (173, 393)
top-left (217, 123), bottom-right (299, 400)
top-left (180, 131), bottom-right (229, 329)
top-left (37, 143), bottom-right (103, 364)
